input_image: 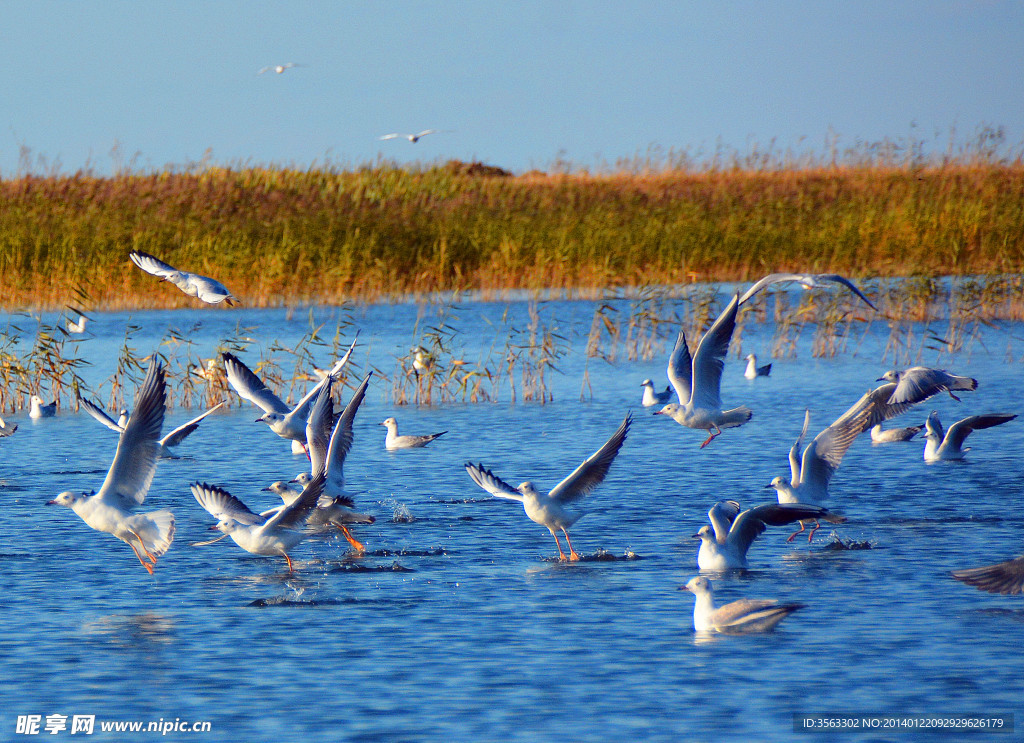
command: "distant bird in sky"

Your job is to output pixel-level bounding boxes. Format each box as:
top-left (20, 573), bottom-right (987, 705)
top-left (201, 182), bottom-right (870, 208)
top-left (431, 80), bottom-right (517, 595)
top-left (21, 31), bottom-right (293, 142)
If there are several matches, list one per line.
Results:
top-left (258, 63), bottom-right (303, 75)
top-left (129, 251), bottom-right (238, 306)
top-left (378, 129), bottom-right (441, 143)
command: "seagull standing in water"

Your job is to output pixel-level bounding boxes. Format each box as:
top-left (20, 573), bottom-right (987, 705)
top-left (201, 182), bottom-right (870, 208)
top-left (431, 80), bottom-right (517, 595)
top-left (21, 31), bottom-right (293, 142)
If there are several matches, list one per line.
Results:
top-left (653, 294), bottom-right (753, 447)
top-left (46, 360), bottom-right (175, 574)
top-left (465, 414), bottom-right (631, 561)
top-left (682, 576), bottom-right (805, 634)
top-left (922, 411), bottom-right (1016, 462)
top-left (870, 423), bottom-right (923, 443)
top-left (129, 251), bottom-right (238, 305)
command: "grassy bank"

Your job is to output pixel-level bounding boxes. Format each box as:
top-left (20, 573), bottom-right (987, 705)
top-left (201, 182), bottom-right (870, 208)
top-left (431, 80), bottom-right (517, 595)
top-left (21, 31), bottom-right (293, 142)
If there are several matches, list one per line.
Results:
top-left (2, 156), bottom-right (1023, 311)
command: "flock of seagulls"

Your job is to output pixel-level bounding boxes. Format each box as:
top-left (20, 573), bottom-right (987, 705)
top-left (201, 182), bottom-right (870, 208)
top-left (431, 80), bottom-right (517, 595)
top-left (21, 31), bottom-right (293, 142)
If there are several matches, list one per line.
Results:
top-left (9, 256), bottom-right (1023, 636)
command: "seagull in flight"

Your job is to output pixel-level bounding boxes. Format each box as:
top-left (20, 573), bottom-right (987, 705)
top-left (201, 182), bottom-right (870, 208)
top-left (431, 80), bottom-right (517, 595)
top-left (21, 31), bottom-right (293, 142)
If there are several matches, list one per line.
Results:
top-left (258, 63), bottom-right (304, 75)
top-left (876, 366), bottom-right (978, 405)
top-left (682, 576), bottom-right (804, 634)
top-left (46, 359), bottom-right (175, 574)
top-left (465, 414), bottom-right (631, 561)
top-left (378, 129), bottom-right (441, 143)
top-left (737, 272), bottom-right (877, 310)
top-left (922, 411), bottom-right (1016, 462)
top-left (129, 251), bottom-right (238, 305)
top-left (653, 294), bottom-right (752, 447)
top-left (694, 499), bottom-right (846, 570)
top-left (79, 397), bottom-right (225, 458)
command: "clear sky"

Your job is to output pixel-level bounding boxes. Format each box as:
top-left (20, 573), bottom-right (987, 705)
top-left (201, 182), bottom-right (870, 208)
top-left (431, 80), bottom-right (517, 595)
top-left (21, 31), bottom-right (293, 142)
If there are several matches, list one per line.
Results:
top-left (4, 1), bottom-right (1023, 176)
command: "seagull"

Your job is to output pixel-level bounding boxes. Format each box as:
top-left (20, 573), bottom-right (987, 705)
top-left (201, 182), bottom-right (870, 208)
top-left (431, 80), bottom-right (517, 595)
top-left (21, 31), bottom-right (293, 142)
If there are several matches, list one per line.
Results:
top-left (79, 397), bottom-right (225, 458)
top-left (282, 372), bottom-right (375, 552)
top-left (870, 423), bottom-right (923, 443)
top-left (191, 471), bottom-right (326, 572)
top-left (258, 62), bottom-right (304, 75)
top-left (29, 396), bottom-right (56, 419)
top-left (46, 359), bottom-right (175, 575)
top-left (743, 354), bottom-right (772, 379)
top-left (922, 411), bottom-right (1016, 462)
top-left (767, 384), bottom-right (914, 540)
top-left (0, 413), bottom-right (17, 437)
top-left (465, 413), bottom-right (631, 561)
top-left (378, 129), bottom-right (441, 143)
top-left (653, 294), bottom-right (753, 447)
top-left (876, 366), bottom-right (978, 405)
top-left (381, 417), bottom-right (447, 450)
top-left (953, 556), bottom-right (1024, 595)
top-left (222, 335), bottom-right (357, 448)
top-left (411, 346), bottom-right (434, 374)
top-left (639, 379), bottom-right (673, 407)
top-left (694, 499), bottom-right (846, 570)
top-left (737, 272), bottom-right (877, 310)
top-left (128, 250), bottom-right (238, 305)
top-left (682, 576), bottom-right (805, 634)
top-left (66, 315), bottom-right (88, 334)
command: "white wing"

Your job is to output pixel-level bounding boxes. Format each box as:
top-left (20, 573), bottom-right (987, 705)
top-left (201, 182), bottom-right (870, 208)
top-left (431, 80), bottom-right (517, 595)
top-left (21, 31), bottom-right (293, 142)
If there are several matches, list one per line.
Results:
top-left (738, 272), bottom-right (876, 310)
top-left (222, 352), bottom-right (289, 414)
top-left (378, 133), bottom-right (403, 140)
top-left (665, 330), bottom-right (693, 404)
top-left (160, 403), bottom-right (225, 448)
top-left (944, 414), bottom-right (1017, 451)
top-left (465, 463), bottom-right (524, 502)
top-left (707, 499), bottom-right (741, 543)
top-left (324, 373), bottom-right (372, 488)
top-left (689, 295), bottom-right (739, 412)
top-left (80, 397), bottom-right (125, 433)
top-left (286, 334), bottom-right (359, 425)
top-left (129, 251), bottom-right (178, 278)
top-left (191, 482), bottom-right (266, 526)
top-left (548, 413), bottom-right (631, 504)
top-left (789, 410), bottom-right (811, 485)
top-left (261, 471), bottom-right (325, 531)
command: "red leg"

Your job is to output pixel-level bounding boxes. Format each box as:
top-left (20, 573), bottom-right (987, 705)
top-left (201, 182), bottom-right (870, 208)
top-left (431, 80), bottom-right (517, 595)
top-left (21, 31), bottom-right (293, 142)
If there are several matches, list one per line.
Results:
top-left (562, 529), bottom-right (581, 561)
top-left (786, 521), bottom-right (806, 543)
top-left (283, 553), bottom-right (295, 572)
top-left (335, 523), bottom-right (366, 553)
top-left (699, 424), bottom-right (723, 449)
top-left (551, 532), bottom-right (568, 561)
top-left (806, 519), bottom-right (821, 543)
top-left (127, 541), bottom-right (155, 574)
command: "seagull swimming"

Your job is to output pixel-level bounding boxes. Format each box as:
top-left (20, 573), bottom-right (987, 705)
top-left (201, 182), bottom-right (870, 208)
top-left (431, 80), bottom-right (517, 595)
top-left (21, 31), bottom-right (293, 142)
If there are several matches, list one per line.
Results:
top-left (378, 129), bottom-right (440, 143)
top-left (0, 413), bottom-right (18, 437)
top-left (694, 499), bottom-right (846, 570)
top-left (743, 354), bottom-right (772, 379)
top-left (66, 315), bottom-right (88, 334)
top-left (682, 576), bottom-right (805, 634)
top-left (29, 396), bottom-right (56, 419)
top-left (640, 379), bottom-right (673, 406)
top-left (46, 359), bottom-right (175, 574)
top-left (258, 62), bottom-right (303, 74)
top-left (80, 397), bottom-right (225, 458)
top-left (381, 417), bottom-right (447, 450)
top-left (129, 250), bottom-right (238, 305)
top-left (767, 384), bottom-right (914, 540)
top-left (870, 423), bottom-right (923, 443)
top-left (877, 366), bottom-right (978, 405)
top-left (653, 294), bottom-right (753, 447)
top-left (191, 471), bottom-right (326, 572)
top-left (922, 411), bottom-right (1017, 462)
top-left (953, 556), bottom-right (1024, 595)
top-left (465, 414), bottom-right (631, 561)
top-left (223, 335), bottom-right (357, 448)
top-left (737, 272), bottom-right (877, 310)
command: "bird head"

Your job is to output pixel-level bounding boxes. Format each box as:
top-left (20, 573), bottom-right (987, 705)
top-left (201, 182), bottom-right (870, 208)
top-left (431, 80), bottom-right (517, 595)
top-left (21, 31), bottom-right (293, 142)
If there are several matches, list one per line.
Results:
top-left (692, 525), bottom-right (714, 542)
top-left (876, 370), bottom-right (900, 383)
top-left (47, 491), bottom-right (84, 507)
top-left (682, 576), bottom-right (712, 595)
top-left (654, 403), bottom-right (680, 417)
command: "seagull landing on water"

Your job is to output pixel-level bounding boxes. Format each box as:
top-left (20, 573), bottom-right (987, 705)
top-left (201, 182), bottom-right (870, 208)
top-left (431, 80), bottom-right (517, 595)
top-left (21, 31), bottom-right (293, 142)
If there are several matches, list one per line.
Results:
top-left (46, 359), bottom-right (175, 575)
top-left (258, 63), bottom-right (304, 75)
top-left (693, 499), bottom-right (845, 570)
top-left (653, 294), bottom-right (752, 447)
top-left (378, 129), bottom-right (442, 143)
top-left (639, 379), bottom-right (673, 407)
top-left (923, 411), bottom-right (1016, 462)
top-left (743, 354), bottom-right (771, 379)
top-left (682, 576), bottom-right (805, 634)
top-left (465, 414), bottom-right (631, 562)
top-left (876, 366), bottom-right (978, 405)
top-left (129, 251), bottom-right (238, 305)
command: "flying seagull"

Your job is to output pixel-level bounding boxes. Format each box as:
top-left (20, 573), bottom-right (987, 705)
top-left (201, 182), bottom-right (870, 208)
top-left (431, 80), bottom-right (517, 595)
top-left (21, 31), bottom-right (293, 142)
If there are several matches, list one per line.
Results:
top-left (737, 272), bottom-right (877, 310)
top-left (80, 397), bottom-right (225, 458)
top-left (876, 366), bottom-right (978, 405)
top-left (378, 129), bottom-right (441, 143)
top-left (258, 63), bottom-right (304, 75)
top-left (129, 251), bottom-right (238, 305)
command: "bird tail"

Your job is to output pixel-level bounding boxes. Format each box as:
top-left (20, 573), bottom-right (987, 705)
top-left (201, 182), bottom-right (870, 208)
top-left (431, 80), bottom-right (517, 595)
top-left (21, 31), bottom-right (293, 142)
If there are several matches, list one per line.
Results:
top-left (720, 407), bottom-right (753, 429)
top-left (130, 510), bottom-right (176, 558)
top-left (953, 375), bottom-right (979, 392)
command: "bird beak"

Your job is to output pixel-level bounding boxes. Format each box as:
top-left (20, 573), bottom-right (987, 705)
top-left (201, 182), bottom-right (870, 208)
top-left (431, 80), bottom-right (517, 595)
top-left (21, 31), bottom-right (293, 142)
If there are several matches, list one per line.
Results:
top-left (875, 376), bottom-right (885, 381)
top-left (691, 532), bottom-right (702, 539)
top-left (652, 410), bottom-right (662, 416)
top-left (764, 483), bottom-right (775, 489)
top-left (288, 478), bottom-right (299, 483)
top-left (260, 487), bottom-right (272, 492)
top-left (45, 499), bottom-right (58, 505)
top-left (208, 524), bottom-right (221, 531)
top-left (254, 417), bottom-right (265, 423)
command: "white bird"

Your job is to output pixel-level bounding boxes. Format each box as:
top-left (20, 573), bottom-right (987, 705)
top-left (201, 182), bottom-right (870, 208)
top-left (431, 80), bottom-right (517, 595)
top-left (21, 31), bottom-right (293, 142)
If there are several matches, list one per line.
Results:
top-left (639, 379), bottom-right (673, 407)
top-left (653, 294), bottom-right (753, 447)
top-left (953, 555), bottom-right (1024, 595)
top-left (258, 62), bottom-right (303, 75)
top-left (870, 423), bottom-right (923, 443)
top-left (767, 384), bottom-right (913, 540)
top-left (682, 576), bottom-right (805, 634)
top-left (877, 366), bottom-right (978, 405)
top-left (465, 414), bottom-right (631, 561)
top-left (381, 417), bottom-right (447, 450)
top-left (192, 358), bottom-right (222, 381)
top-left (66, 315), bottom-right (88, 334)
top-left (378, 129), bottom-right (441, 143)
top-left (79, 397), bottom-right (225, 458)
top-left (693, 499), bottom-right (846, 570)
top-left (411, 346), bottom-right (434, 374)
top-left (737, 272), bottom-right (877, 310)
top-left (191, 471), bottom-right (326, 572)
top-left (29, 395), bottom-right (56, 419)
top-left (46, 360), bottom-right (175, 575)
top-left (0, 413), bottom-right (18, 437)
top-left (743, 354), bottom-right (772, 379)
top-left (129, 250), bottom-right (238, 305)
top-left (923, 411), bottom-right (1016, 462)
top-left (222, 335), bottom-right (357, 448)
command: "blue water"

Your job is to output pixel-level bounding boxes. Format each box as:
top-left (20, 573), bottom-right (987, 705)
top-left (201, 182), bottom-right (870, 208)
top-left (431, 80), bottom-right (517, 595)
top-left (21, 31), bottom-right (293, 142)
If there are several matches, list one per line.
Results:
top-left (1, 298), bottom-right (1022, 741)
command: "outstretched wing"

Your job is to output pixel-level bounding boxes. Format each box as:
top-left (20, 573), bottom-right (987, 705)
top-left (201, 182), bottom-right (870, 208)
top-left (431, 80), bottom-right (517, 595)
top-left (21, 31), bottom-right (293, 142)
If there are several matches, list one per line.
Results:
top-left (465, 463), bottom-right (524, 502)
top-left (191, 481), bottom-right (266, 526)
top-left (945, 414), bottom-right (1017, 451)
top-left (129, 251), bottom-right (178, 278)
top-left (160, 403), bottom-right (225, 447)
top-left (548, 413), bottom-right (631, 504)
top-left (738, 272), bottom-right (876, 310)
top-left (80, 397), bottom-right (125, 433)
top-left (324, 372), bottom-right (372, 484)
top-left (790, 410), bottom-right (811, 485)
top-left (707, 499), bottom-right (742, 543)
top-left (886, 367), bottom-right (977, 405)
top-left (287, 333), bottom-right (360, 424)
top-left (689, 295), bottom-right (739, 412)
top-left (665, 330), bottom-right (693, 404)
top-left (305, 378), bottom-right (335, 478)
top-left (263, 470), bottom-right (325, 531)
top-left (222, 352), bottom-right (289, 414)
top-left (952, 555), bottom-right (1024, 595)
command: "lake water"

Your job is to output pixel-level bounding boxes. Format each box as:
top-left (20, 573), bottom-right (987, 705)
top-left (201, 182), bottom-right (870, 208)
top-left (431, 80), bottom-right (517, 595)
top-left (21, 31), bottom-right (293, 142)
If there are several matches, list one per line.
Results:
top-left (1, 295), bottom-right (1022, 741)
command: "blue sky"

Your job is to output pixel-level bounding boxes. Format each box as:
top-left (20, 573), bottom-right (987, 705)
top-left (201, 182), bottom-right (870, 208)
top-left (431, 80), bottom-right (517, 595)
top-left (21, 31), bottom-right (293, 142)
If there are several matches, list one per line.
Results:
top-left (4, 1), bottom-right (1023, 175)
